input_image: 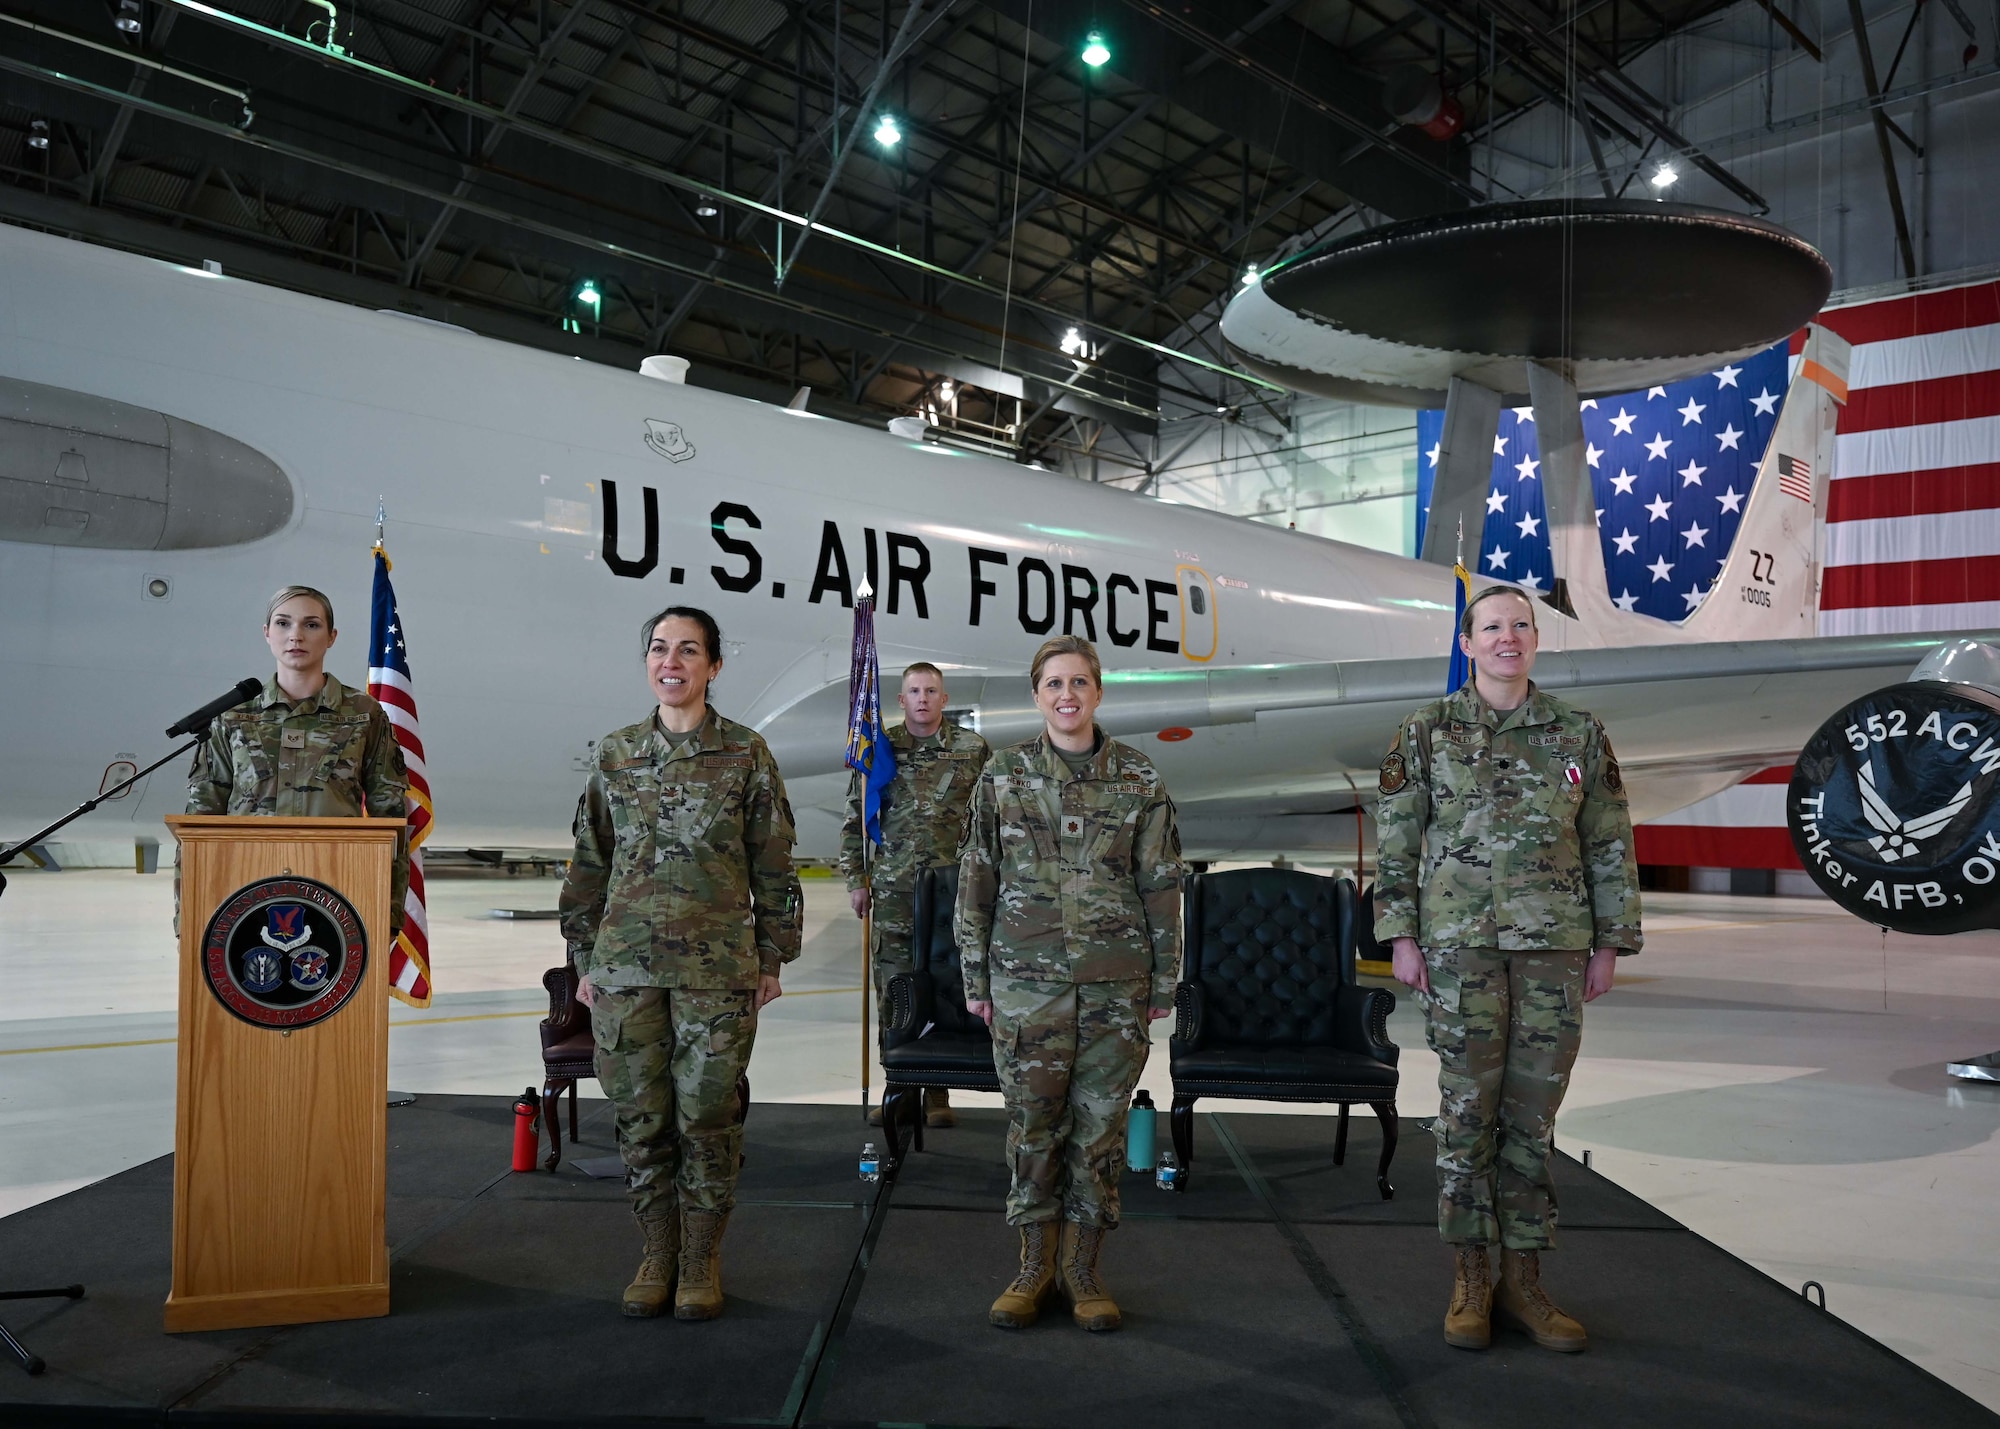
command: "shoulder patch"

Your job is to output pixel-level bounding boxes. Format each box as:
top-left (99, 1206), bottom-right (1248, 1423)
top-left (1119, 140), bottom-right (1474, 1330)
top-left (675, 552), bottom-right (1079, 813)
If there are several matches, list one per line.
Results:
top-left (1379, 750), bottom-right (1407, 795)
top-left (1601, 737), bottom-right (1624, 794)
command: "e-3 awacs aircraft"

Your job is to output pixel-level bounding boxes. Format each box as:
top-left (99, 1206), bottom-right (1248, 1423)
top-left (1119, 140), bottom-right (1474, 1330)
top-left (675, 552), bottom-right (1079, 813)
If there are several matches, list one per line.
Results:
top-left (0, 225), bottom-right (1981, 861)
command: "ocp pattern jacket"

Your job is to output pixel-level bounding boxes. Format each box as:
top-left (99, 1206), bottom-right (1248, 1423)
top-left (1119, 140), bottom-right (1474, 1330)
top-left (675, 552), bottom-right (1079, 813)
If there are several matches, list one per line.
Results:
top-left (1373, 682), bottom-right (1643, 954)
top-left (955, 731), bottom-right (1185, 1009)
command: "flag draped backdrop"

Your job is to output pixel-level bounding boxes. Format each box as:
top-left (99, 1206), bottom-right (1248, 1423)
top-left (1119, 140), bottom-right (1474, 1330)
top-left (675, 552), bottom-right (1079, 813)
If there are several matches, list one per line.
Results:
top-left (368, 548), bottom-right (434, 1006)
top-left (1415, 342), bottom-right (1789, 622)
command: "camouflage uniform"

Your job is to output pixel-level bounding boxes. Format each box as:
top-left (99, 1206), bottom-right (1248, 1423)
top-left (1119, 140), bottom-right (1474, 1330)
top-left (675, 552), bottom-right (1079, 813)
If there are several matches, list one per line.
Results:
top-left (956, 730), bottom-right (1184, 1228)
top-left (183, 672), bottom-right (410, 932)
top-left (1374, 681), bottom-right (1641, 1249)
top-left (559, 706), bottom-right (803, 1215)
top-left (838, 720), bottom-right (990, 1035)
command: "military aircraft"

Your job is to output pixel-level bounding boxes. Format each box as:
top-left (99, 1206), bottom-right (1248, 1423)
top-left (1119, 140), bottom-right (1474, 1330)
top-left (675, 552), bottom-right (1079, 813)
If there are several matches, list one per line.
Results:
top-left (0, 223), bottom-right (1971, 862)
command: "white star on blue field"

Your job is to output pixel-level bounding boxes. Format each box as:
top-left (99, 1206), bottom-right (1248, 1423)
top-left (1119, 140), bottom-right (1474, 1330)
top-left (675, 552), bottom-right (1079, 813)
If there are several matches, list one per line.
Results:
top-left (1416, 341), bottom-right (1788, 622)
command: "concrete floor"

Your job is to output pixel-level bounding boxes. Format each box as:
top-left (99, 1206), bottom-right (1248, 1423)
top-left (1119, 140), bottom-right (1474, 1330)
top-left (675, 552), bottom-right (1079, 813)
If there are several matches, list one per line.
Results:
top-left (2, 869), bottom-right (1997, 1408)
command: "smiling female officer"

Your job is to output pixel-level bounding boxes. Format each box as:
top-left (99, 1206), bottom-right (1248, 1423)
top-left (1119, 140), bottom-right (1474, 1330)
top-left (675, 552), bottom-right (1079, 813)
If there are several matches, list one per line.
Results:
top-left (1374, 584), bottom-right (1641, 1356)
top-left (560, 605), bottom-right (802, 1323)
top-left (958, 634), bottom-right (1184, 1333)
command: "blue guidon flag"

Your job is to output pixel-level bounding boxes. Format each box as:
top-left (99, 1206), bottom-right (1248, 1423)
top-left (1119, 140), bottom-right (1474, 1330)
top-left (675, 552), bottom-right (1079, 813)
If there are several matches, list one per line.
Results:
top-left (844, 583), bottom-right (897, 846)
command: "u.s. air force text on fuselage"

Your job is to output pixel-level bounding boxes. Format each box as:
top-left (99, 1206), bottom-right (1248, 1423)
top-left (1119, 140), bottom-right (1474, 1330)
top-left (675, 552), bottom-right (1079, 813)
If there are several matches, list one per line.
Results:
top-left (598, 481), bottom-right (1196, 656)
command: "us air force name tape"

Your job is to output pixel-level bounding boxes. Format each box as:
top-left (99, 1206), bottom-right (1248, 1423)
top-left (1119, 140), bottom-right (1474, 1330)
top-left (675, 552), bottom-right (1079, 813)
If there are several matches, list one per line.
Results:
top-left (201, 876), bottom-right (369, 1028)
top-left (1789, 681), bottom-right (2000, 935)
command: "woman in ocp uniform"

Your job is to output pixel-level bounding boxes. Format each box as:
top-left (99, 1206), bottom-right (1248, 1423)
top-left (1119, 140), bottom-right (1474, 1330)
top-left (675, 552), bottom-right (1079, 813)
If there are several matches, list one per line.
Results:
top-left (957, 635), bottom-right (1184, 1333)
top-left (185, 585), bottom-right (410, 926)
top-left (1373, 585), bottom-right (1641, 1355)
top-left (559, 606), bottom-right (802, 1322)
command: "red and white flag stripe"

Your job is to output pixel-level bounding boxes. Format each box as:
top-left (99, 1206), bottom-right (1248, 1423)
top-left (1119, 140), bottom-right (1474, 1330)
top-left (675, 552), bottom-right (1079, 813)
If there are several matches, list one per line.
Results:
top-left (1812, 279), bottom-right (2000, 635)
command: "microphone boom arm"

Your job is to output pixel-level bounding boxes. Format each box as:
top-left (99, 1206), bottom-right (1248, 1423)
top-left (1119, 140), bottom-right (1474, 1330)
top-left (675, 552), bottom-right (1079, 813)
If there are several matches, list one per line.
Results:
top-left (0, 733), bottom-right (206, 896)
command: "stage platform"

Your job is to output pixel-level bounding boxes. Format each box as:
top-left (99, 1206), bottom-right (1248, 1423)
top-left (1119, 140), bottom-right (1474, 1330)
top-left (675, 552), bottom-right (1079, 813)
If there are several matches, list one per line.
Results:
top-left (1, 1096), bottom-right (1990, 1429)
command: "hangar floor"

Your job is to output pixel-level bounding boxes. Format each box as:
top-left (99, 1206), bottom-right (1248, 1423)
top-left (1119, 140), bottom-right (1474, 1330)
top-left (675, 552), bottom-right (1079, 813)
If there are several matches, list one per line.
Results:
top-left (2, 870), bottom-right (1998, 1411)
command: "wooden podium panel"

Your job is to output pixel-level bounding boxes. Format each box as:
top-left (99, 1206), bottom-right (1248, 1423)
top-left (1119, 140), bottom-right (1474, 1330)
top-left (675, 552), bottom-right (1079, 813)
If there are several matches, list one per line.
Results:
top-left (163, 815), bottom-right (399, 1333)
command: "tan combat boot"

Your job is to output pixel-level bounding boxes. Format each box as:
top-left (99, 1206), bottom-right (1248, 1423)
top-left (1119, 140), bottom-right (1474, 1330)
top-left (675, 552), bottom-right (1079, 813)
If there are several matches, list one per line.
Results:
top-left (1495, 1249), bottom-right (1587, 1352)
top-left (674, 1208), bottom-right (729, 1321)
top-left (987, 1222), bottom-right (1057, 1328)
top-left (1058, 1221), bottom-right (1121, 1332)
top-left (620, 1203), bottom-right (679, 1318)
top-left (923, 1087), bottom-right (957, 1128)
top-left (1443, 1245), bottom-right (1492, 1349)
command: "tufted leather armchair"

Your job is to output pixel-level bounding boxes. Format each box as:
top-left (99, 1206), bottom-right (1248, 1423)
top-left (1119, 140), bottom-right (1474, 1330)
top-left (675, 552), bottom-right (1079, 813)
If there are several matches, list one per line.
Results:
top-left (1169, 868), bottom-right (1400, 1197)
top-left (880, 864), bottom-right (999, 1169)
top-left (538, 962), bottom-right (749, 1173)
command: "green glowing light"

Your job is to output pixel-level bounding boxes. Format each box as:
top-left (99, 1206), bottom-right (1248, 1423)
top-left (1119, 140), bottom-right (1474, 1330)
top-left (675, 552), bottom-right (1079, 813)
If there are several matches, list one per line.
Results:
top-left (1081, 31), bottom-right (1111, 66)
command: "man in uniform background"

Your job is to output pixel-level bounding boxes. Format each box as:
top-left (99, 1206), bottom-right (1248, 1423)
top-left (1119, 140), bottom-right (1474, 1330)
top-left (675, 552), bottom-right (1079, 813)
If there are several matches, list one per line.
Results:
top-left (840, 661), bottom-right (989, 1128)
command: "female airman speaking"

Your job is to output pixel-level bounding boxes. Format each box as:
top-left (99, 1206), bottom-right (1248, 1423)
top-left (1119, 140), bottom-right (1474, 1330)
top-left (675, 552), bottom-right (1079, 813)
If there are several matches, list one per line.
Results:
top-left (559, 606), bottom-right (803, 1322)
top-left (957, 634), bottom-right (1184, 1333)
top-left (1375, 584), bottom-right (1641, 1355)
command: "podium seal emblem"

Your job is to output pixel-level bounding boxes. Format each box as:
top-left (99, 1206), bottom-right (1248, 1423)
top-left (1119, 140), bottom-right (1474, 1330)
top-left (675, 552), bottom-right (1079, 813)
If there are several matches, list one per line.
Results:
top-left (201, 876), bottom-right (368, 1028)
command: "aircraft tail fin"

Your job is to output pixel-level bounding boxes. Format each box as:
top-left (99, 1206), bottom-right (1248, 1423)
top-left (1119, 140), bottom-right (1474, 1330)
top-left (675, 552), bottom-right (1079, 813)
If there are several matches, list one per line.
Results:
top-left (1680, 323), bottom-right (1850, 642)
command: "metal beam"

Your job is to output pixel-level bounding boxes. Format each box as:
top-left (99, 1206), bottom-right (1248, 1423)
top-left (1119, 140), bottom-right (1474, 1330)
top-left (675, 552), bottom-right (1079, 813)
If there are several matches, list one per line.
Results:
top-left (1846, 0), bottom-right (1919, 279)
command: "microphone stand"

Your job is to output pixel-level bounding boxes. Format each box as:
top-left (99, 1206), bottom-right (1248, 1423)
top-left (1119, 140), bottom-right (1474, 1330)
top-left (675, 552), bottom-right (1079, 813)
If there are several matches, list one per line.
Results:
top-left (0, 727), bottom-right (207, 1373)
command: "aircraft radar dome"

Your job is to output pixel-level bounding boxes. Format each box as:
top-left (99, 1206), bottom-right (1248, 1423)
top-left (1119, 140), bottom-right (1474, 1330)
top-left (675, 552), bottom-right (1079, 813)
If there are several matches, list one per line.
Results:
top-left (639, 355), bottom-right (690, 383)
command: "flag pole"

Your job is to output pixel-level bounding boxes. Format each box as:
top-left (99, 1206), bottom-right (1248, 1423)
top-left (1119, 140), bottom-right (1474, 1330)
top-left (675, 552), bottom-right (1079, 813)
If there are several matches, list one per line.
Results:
top-left (861, 842), bottom-right (872, 1122)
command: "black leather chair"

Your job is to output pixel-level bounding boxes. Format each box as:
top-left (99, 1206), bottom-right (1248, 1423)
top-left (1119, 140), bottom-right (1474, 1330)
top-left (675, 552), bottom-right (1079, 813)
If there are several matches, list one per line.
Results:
top-left (1169, 868), bottom-right (1401, 1198)
top-left (880, 864), bottom-right (1000, 1169)
top-left (539, 962), bottom-right (749, 1173)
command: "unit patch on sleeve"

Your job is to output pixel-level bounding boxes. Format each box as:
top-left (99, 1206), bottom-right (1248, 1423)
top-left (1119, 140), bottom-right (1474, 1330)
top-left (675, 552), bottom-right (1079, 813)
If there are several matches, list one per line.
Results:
top-left (1379, 750), bottom-right (1407, 795)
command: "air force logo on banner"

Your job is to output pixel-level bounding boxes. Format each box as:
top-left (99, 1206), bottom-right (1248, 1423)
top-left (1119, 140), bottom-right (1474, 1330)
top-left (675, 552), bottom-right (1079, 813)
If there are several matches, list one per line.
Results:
top-left (1790, 680), bottom-right (2000, 935)
top-left (644, 419), bottom-right (696, 463)
top-left (200, 877), bottom-right (368, 1029)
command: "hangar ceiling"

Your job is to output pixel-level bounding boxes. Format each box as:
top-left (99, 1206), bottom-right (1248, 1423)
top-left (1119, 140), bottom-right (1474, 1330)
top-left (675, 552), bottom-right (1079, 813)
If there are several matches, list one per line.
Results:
top-left (2, 0), bottom-right (1778, 473)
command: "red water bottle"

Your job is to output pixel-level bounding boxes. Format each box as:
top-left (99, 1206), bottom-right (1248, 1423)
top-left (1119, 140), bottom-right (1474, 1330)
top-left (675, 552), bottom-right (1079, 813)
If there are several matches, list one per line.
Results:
top-left (511, 1087), bottom-right (540, 1172)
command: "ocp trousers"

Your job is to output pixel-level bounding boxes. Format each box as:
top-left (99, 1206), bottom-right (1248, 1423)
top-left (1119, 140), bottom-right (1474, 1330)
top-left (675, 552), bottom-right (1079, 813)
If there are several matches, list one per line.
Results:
top-left (989, 975), bottom-right (1151, 1229)
top-left (590, 985), bottom-right (757, 1217)
top-left (1421, 947), bottom-right (1586, 1250)
top-left (868, 888), bottom-right (916, 1051)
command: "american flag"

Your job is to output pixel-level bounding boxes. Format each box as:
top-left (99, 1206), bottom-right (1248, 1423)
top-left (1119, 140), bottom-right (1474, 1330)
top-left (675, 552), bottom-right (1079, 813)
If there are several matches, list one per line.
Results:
top-left (1776, 453), bottom-right (1814, 503)
top-left (1641, 279), bottom-right (2000, 870)
top-left (1416, 340), bottom-right (1789, 621)
top-left (368, 546), bottom-right (434, 1006)
top-left (1811, 278), bottom-right (2000, 635)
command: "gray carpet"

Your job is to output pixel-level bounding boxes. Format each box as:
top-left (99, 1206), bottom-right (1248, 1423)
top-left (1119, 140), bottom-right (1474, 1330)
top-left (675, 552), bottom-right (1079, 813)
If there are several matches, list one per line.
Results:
top-left (0, 1098), bottom-right (1989, 1428)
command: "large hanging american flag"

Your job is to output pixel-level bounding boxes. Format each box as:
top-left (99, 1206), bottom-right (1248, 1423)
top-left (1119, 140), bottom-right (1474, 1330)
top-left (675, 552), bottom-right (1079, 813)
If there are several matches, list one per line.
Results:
top-left (1640, 278), bottom-right (2000, 870)
top-left (1811, 278), bottom-right (2000, 635)
top-left (368, 546), bottom-right (434, 1006)
top-left (1416, 340), bottom-right (1790, 620)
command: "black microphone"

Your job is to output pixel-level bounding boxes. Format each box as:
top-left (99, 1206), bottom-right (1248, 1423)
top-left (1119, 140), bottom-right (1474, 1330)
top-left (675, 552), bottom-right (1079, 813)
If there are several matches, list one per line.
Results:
top-left (166, 678), bottom-right (265, 738)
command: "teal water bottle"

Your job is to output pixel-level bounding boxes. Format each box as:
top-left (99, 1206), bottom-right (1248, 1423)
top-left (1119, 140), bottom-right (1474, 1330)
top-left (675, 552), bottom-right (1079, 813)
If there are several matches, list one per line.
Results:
top-left (1126, 1090), bottom-right (1157, 1172)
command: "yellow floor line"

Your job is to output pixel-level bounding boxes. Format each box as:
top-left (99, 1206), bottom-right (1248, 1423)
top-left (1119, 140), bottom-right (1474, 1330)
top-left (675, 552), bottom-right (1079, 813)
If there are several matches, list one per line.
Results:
top-left (0, 1036), bottom-right (177, 1057)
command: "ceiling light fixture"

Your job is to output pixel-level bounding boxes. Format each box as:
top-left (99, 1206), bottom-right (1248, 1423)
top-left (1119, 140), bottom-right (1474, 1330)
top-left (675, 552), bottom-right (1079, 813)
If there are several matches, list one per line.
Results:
top-left (28, 119), bottom-right (49, 151)
top-left (1241, 264), bottom-right (1259, 286)
top-left (576, 279), bottom-right (601, 309)
top-left (694, 201), bottom-right (718, 217)
top-left (873, 114), bottom-right (902, 147)
top-left (115, 0), bottom-right (142, 35)
top-left (1081, 31), bottom-right (1111, 67)
top-left (1649, 162), bottom-right (1679, 191)
top-left (1060, 326), bottom-right (1089, 357)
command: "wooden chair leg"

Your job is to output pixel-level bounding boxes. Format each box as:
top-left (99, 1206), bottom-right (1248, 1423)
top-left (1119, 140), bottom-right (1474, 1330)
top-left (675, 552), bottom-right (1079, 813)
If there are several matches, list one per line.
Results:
top-left (1333, 1103), bottom-right (1351, 1166)
top-left (567, 1080), bottom-right (579, 1142)
top-left (540, 1080), bottom-right (566, 1172)
top-left (1170, 1094), bottom-right (1198, 1191)
top-left (910, 1087), bottom-right (926, 1155)
top-left (1370, 1101), bottom-right (1398, 1200)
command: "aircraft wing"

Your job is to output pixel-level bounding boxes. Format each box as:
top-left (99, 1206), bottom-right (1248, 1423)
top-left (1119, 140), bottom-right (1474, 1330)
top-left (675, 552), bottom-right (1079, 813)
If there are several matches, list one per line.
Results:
top-left (765, 631), bottom-right (1986, 857)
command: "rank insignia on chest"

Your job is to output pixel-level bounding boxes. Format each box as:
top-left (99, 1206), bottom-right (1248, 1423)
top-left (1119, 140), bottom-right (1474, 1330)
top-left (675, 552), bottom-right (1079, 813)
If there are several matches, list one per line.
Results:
top-left (1062, 816), bottom-right (1084, 838)
top-left (282, 729), bottom-right (307, 750)
top-left (1379, 750), bottom-right (1407, 794)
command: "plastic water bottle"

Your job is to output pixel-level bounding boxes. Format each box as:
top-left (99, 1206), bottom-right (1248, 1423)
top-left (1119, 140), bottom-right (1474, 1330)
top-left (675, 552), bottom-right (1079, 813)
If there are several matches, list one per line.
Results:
top-left (859, 1141), bottom-right (881, 1183)
top-left (1126, 1090), bottom-right (1157, 1172)
top-left (1155, 1148), bottom-right (1181, 1192)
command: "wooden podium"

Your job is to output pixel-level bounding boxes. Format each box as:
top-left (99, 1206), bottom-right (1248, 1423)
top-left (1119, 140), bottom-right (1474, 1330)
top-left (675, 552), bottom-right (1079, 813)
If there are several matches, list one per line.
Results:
top-left (163, 815), bottom-right (399, 1333)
